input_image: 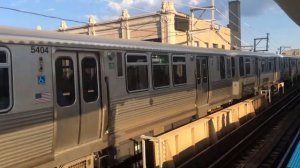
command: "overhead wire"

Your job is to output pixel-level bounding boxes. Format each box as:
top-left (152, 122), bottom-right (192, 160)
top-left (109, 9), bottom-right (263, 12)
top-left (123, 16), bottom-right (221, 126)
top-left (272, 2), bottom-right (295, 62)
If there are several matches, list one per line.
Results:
top-left (0, 6), bottom-right (88, 24)
top-left (0, 5), bottom-right (176, 36)
top-left (171, 1), bottom-right (251, 48)
top-left (218, 1), bottom-right (280, 52)
top-left (0, 4), bottom-right (191, 42)
top-left (215, 8), bottom-right (277, 53)
top-left (1, 0), bottom-right (258, 50)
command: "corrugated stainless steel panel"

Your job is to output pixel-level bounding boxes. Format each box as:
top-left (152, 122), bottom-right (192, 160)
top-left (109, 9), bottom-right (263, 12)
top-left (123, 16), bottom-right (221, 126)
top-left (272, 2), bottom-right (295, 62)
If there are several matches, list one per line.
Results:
top-left (111, 89), bottom-right (196, 133)
top-left (0, 109), bottom-right (54, 168)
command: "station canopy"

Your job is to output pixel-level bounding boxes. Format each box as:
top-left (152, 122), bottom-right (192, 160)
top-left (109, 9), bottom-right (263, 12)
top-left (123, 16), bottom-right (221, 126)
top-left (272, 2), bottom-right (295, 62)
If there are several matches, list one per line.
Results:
top-left (275, 0), bottom-right (300, 26)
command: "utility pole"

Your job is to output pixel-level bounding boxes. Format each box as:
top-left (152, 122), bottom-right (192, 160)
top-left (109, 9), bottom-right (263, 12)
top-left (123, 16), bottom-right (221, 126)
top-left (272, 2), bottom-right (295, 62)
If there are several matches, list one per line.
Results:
top-left (211, 0), bottom-right (215, 29)
top-left (254, 33), bottom-right (269, 52)
top-left (278, 46), bottom-right (291, 54)
top-left (189, 0), bottom-right (216, 46)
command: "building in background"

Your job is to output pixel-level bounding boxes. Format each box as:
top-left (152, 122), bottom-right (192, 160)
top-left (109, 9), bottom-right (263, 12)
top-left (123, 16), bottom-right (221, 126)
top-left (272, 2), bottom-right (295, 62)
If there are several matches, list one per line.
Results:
top-left (228, 0), bottom-right (241, 49)
top-left (59, 1), bottom-right (241, 50)
top-left (283, 49), bottom-right (300, 56)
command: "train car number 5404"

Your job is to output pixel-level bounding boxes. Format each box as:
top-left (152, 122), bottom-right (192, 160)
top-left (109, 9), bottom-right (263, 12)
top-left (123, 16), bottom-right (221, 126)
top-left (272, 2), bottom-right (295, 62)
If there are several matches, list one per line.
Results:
top-left (31, 46), bottom-right (49, 54)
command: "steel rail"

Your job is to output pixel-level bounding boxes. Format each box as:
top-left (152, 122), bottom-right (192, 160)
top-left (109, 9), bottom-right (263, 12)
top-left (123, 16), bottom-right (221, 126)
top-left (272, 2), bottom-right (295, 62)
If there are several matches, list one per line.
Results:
top-left (178, 87), bottom-right (300, 168)
top-left (210, 91), bottom-right (300, 168)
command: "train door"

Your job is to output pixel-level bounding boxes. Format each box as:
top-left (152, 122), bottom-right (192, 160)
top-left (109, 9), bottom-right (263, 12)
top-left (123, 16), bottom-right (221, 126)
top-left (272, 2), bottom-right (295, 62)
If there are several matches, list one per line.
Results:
top-left (196, 57), bottom-right (209, 105)
top-left (53, 51), bottom-right (102, 152)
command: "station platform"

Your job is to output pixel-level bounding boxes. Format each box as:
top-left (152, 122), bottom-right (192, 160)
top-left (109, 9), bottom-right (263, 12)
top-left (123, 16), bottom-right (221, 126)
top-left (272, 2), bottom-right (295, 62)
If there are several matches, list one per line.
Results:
top-left (287, 140), bottom-right (300, 168)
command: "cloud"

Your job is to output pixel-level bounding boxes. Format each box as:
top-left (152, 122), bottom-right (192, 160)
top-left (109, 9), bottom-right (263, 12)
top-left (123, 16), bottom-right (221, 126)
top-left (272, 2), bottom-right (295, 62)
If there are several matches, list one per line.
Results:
top-left (45, 8), bottom-right (56, 12)
top-left (188, 0), bottom-right (200, 6)
top-left (104, 0), bottom-right (277, 20)
top-left (108, 1), bottom-right (122, 11)
top-left (107, 0), bottom-right (161, 12)
top-left (241, 0), bottom-right (277, 16)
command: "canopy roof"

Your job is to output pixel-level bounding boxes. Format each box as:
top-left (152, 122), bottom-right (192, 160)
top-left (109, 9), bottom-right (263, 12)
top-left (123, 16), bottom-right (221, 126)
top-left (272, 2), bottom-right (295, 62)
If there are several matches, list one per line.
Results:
top-left (276, 0), bottom-right (300, 26)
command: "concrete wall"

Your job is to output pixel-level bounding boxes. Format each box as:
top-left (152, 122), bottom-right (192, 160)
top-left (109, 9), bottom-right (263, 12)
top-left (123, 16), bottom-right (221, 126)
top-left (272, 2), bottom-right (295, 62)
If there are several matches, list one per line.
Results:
top-left (151, 95), bottom-right (267, 167)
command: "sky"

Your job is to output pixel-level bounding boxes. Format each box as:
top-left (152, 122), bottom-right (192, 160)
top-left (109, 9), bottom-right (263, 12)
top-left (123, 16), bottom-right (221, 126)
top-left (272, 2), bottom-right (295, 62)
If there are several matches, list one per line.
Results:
top-left (0, 0), bottom-right (299, 53)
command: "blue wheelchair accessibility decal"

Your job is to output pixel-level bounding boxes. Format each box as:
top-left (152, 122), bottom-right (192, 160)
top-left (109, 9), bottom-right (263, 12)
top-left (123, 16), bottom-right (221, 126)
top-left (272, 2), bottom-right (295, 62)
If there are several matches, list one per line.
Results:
top-left (38, 75), bottom-right (46, 85)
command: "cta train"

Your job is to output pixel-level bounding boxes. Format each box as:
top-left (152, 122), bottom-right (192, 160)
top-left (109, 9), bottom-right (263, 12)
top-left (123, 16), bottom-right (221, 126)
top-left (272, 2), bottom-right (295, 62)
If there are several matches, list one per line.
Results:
top-left (0, 26), bottom-right (299, 168)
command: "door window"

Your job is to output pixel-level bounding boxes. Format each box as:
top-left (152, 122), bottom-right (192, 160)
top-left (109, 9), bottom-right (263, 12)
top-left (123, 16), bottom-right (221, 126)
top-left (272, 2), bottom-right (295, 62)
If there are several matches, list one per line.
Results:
top-left (196, 59), bottom-right (201, 84)
top-left (82, 58), bottom-right (98, 102)
top-left (55, 57), bottom-right (75, 106)
top-left (220, 56), bottom-right (226, 79)
top-left (0, 50), bottom-right (10, 111)
top-left (202, 59), bottom-right (208, 83)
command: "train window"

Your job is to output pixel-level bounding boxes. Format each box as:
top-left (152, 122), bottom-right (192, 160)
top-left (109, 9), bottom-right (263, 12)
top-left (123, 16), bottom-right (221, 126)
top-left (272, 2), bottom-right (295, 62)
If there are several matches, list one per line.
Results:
top-left (220, 56), bottom-right (226, 79)
top-left (261, 59), bottom-right (268, 72)
top-left (254, 58), bottom-right (258, 75)
top-left (173, 56), bottom-right (187, 85)
top-left (152, 54), bottom-right (170, 88)
top-left (239, 57), bottom-right (244, 76)
top-left (226, 57), bottom-right (232, 78)
top-left (231, 57), bottom-right (236, 77)
top-left (127, 55), bottom-right (147, 63)
top-left (117, 52), bottom-right (123, 77)
top-left (55, 57), bottom-right (76, 106)
top-left (0, 68), bottom-right (10, 110)
top-left (0, 50), bottom-right (11, 112)
top-left (82, 58), bottom-right (98, 102)
top-left (0, 51), bottom-right (7, 63)
top-left (245, 58), bottom-right (251, 75)
top-left (261, 59), bottom-right (266, 72)
top-left (126, 54), bottom-right (149, 92)
top-left (0, 51), bottom-right (10, 112)
top-left (268, 59), bottom-right (272, 71)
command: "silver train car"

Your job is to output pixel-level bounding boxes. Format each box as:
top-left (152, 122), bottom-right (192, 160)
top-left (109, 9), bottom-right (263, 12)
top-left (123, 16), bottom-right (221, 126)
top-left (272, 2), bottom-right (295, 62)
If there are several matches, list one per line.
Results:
top-left (0, 26), bottom-right (299, 168)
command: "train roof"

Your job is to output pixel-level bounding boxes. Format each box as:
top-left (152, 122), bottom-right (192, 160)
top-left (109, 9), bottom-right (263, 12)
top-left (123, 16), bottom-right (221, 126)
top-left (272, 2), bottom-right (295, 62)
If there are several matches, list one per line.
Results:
top-left (0, 26), bottom-right (282, 58)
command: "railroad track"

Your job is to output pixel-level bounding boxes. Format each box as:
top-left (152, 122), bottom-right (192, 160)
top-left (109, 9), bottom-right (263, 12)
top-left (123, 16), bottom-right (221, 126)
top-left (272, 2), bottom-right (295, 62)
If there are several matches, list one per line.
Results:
top-left (178, 87), bottom-right (300, 168)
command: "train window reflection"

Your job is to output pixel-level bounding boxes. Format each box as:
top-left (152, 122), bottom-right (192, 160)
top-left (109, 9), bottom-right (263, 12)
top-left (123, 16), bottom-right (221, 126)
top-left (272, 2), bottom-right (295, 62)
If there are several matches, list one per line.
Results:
top-left (152, 54), bottom-right (170, 88)
top-left (0, 68), bottom-right (9, 110)
top-left (82, 58), bottom-right (98, 102)
top-left (173, 56), bottom-right (186, 85)
top-left (55, 57), bottom-right (75, 106)
top-left (126, 55), bottom-right (149, 92)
